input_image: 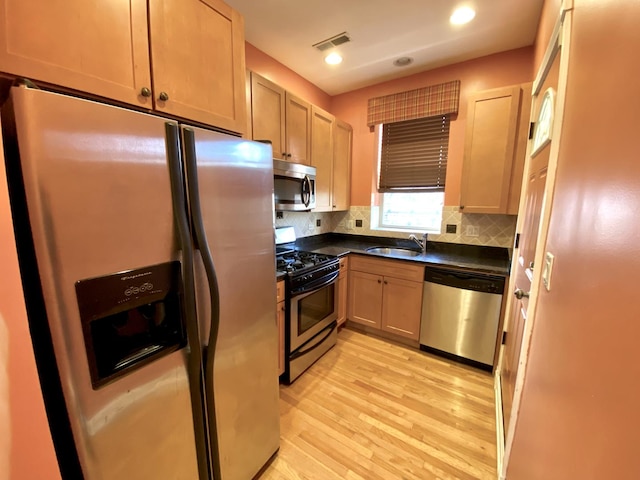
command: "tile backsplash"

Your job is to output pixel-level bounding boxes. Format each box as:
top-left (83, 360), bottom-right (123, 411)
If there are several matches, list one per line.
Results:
top-left (276, 205), bottom-right (517, 248)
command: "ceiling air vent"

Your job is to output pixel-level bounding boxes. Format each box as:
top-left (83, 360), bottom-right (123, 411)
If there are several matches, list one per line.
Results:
top-left (312, 32), bottom-right (351, 52)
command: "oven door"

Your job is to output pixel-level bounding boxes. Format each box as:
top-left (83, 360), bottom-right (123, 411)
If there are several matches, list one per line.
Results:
top-left (289, 270), bottom-right (338, 352)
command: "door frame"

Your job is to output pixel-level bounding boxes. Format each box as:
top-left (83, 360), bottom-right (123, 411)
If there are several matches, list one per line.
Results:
top-left (496, 1), bottom-right (574, 478)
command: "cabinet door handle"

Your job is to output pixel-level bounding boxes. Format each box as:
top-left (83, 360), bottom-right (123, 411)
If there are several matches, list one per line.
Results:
top-left (384, 280), bottom-right (388, 285)
top-left (287, 153), bottom-right (292, 158)
top-left (140, 87), bottom-right (151, 97)
top-left (460, 205), bottom-right (465, 210)
top-left (377, 279), bottom-right (381, 284)
top-left (158, 91), bottom-right (169, 102)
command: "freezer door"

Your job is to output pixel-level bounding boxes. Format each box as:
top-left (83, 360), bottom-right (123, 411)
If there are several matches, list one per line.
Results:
top-left (182, 125), bottom-right (280, 480)
top-left (3, 88), bottom-right (199, 479)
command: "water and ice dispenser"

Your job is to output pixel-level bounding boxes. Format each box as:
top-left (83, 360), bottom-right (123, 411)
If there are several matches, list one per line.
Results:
top-left (75, 261), bottom-right (186, 388)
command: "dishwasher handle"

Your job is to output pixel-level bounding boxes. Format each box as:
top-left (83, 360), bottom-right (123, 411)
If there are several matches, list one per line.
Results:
top-left (424, 267), bottom-right (504, 294)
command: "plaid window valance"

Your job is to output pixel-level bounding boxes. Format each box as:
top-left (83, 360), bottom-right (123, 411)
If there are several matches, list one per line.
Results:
top-left (367, 80), bottom-right (461, 127)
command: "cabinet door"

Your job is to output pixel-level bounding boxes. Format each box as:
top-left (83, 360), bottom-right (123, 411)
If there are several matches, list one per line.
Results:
top-left (285, 92), bottom-right (311, 165)
top-left (381, 277), bottom-right (423, 340)
top-left (250, 72), bottom-right (286, 158)
top-left (0, 0), bottom-right (151, 106)
top-left (277, 300), bottom-right (285, 376)
top-left (333, 119), bottom-right (352, 211)
top-left (310, 105), bottom-right (334, 212)
top-left (148, 0), bottom-right (247, 133)
top-left (348, 270), bottom-right (383, 328)
top-left (337, 257), bottom-right (349, 327)
top-left (460, 86), bottom-right (522, 214)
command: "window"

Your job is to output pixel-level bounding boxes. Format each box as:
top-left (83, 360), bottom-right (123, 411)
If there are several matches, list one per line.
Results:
top-left (379, 191), bottom-right (444, 232)
top-left (375, 115), bottom-right (451, 233)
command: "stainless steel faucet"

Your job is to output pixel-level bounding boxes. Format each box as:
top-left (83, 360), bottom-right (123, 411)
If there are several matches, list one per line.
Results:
top-left (409, 233), bottom-right (428, 254)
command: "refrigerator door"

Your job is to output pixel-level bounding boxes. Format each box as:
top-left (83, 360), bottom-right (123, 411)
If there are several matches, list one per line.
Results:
top-left (3, 88), bottom-right (200, 479)
top-left (182, 125), bottom-right (280, 480)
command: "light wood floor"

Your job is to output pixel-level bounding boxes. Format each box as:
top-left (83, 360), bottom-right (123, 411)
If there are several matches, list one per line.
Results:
top-left (260, 328), bottom-right (497, 480)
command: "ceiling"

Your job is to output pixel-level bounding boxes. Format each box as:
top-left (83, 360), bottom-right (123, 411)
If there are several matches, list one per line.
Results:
top-left (225, 0), bottom-right (545, 96)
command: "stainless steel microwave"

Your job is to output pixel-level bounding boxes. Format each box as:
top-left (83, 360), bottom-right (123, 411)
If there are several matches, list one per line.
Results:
top-left (273, 159), bottom-right (316, 211)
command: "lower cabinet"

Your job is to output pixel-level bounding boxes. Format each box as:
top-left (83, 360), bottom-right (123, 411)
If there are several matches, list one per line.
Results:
top-left (348, 255), bottom-right (424, 341)
top-left (337, 256), bottom-right (349, 327)
top-left (276, 279), bottom-right (285, 376)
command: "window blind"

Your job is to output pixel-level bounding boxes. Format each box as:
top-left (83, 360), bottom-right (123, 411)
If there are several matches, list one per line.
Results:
top-left (378, 115), bottom-right (450, 192)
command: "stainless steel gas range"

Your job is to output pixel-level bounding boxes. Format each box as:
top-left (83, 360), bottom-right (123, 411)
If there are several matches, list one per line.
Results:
top-left (276, 229), bottom-right (339, 383)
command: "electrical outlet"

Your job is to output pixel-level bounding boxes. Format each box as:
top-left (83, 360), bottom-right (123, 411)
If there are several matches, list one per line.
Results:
top-left (308, 223), bottom-right (314, 231)
top-left (346, 220), bottom-right (354, 230)
top-left (446, 224), bottom-right (457, 234)
top-left (466, 225), bottom-right (479, 237)
top-left (316, 219), bottom-right (321, 227)
top-left (275, 211), bottom-right (283, 219)
top-left (355, 219), bottom-right (363, 228)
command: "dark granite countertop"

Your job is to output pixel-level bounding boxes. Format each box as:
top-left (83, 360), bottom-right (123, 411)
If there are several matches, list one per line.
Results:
top-left (288, 233), bottom-right (511, 276)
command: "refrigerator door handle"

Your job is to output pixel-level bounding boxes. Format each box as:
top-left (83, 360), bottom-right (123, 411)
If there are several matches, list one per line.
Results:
top-left (181, 126), bottom-right (223, 480)
top-left (165, 122), bottom-right (211, 480)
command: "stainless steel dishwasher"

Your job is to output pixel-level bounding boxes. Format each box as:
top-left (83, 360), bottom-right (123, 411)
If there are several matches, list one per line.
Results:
top-left (419, 267), bottom-right (505, 370)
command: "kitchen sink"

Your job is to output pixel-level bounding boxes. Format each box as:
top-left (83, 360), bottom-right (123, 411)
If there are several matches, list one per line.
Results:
top-left (365, 247), bottom-right (421, 257)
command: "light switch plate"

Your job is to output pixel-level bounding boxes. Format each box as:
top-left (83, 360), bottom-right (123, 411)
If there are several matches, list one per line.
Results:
top-left (466, 225), bottom-right (479, 237)
top-left (543, 251), bottom-right (554, 291)
top-left (346, 220), bottom-right (354, 230)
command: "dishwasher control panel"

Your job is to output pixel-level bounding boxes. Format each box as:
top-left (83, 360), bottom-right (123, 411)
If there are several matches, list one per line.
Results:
top-left (424, 268), bottom-right (504, 294)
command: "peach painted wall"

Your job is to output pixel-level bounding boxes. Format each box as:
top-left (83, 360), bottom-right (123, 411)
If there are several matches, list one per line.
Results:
top-left (533, 0), bottom-right (563, 72)
top-left (330, 47), bottom-right (534, 206)
top-left (245, 43), bottom-right (332, 111)
top-left (0, 122), bottom-right (61, 479)
top-left (507, 1), bottom-right (640, 478)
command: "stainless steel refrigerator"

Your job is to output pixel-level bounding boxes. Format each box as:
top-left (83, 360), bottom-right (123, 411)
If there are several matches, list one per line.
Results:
top-left (1, 86), bottom-right (280, 479)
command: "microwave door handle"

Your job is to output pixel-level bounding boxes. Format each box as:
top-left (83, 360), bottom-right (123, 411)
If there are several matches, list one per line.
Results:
top-left (301, 175), bottom-right (311, 207)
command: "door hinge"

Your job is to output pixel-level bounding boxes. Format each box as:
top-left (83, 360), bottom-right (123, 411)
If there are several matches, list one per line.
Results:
top-left (502, 331), bottom-right (507, 345)
top-left (514, 233), bottom-right (520, 249)
top-left (529, 122), bottom-right (535, 139)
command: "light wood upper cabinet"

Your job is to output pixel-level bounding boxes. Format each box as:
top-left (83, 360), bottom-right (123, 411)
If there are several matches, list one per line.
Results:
top-left (0, 0), bottom-right (247, 133)
top-left (285, 92), bottom-right (311, 165)
top-left (248, 72), bottom-right (352, 211)
top-left (310, 105), bottom-right (335, 211)
top-left (310, 109), bottom-right (353, 213)
top-left (348, 255), bottom-right (424, 341)
top-left (332, 119), bottom-right (353, 212)
top-left (460, 84), bottom-right (531, 214)
top-left (148, 0), bottom-right (247, 133)
top-left (250, 73), bottom-right (286, 157)
top-left (0, 0), bottom-right (152, 107)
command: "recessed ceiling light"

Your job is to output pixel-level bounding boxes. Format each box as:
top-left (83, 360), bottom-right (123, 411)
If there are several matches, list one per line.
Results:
top-left (393, 57), bottom-right (414, 67)
top-left (324, 52), bottom-right (343, 65)
top-left (450, 6), bottom-right (476, 25)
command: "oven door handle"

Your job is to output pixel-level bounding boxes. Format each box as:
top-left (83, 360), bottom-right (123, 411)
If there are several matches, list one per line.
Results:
top-left (290, 322), bottom-right (337, 360)
top-left (291, 270), bottom-right (339, 297)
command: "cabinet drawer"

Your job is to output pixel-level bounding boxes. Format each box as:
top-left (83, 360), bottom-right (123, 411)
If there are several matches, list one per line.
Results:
top-left (276, 280), bottom-right (285, 303)
top-left (350, 255), bottom-right (424, 282)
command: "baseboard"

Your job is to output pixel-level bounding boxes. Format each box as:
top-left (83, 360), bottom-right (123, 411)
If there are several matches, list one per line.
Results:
top-left (494, 371), bottom-right (505, 479)
top-left (343, 321), bottom-right (420, 349)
